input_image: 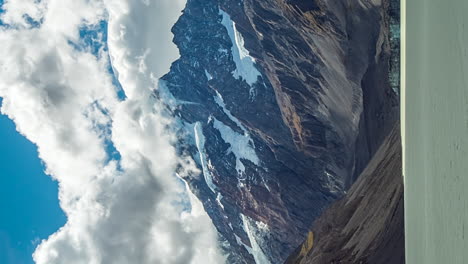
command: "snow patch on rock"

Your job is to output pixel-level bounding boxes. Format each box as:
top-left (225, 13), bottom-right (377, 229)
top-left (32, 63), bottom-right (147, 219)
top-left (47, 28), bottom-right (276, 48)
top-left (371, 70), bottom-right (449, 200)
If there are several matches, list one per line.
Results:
top-left (241, 214), bottom-right (271, 264)
top-left (213, 90), bottom-right (246, 133)
top-left (213, 118), bottom-right (259, 174)
top-left (216, 192), bottom-right (224, 209)
top-left (158, 80), bottom-right (201, 110)
top-left (219, 9), bottom-right (261, 88)
top-left (235, 234), bottom-right (254, 256)
top-left (205, 70), bottom-right (213, 81)
top-left (194, 122), bottom-right (217, 193)
top-left (324, 170), bottom-right (344, 195)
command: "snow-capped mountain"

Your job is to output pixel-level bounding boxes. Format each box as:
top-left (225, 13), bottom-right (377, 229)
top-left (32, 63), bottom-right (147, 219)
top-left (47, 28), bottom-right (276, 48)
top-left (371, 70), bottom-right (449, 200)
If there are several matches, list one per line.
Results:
top-left (158, 0), bottom-right (399, 262)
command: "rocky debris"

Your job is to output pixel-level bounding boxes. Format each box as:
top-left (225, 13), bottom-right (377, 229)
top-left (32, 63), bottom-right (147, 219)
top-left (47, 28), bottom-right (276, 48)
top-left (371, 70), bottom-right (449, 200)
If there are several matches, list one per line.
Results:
top-left (285, 123), bottom-right (404, 264)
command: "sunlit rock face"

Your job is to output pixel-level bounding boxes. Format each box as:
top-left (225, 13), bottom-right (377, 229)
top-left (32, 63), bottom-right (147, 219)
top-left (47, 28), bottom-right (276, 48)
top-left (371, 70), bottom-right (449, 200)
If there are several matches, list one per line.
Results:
top-left (160, 0), bottom-right (398, 263)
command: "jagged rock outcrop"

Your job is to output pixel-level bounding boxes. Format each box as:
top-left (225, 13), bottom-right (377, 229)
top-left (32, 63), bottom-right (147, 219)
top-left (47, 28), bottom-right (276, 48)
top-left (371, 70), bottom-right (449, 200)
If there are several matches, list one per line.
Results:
top-left (285, 123), bottom-right (404, 264)
top-left (159, 0), bottom-right (399, 262)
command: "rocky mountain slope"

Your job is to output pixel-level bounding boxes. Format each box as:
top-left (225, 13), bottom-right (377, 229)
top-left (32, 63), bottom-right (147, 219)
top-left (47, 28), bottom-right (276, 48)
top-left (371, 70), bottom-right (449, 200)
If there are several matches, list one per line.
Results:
top-left (285, 123), bottom-right (404, 264)
top-left (158, 0), bottom-right (399, 263)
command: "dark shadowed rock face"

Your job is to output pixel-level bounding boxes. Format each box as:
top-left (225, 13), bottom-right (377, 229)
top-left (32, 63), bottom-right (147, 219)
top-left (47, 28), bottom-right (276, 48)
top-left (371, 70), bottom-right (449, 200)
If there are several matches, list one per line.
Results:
top-left (285, 123), bottom-right (404, 264)
top-left (158, 0), bottom-right (398, 263)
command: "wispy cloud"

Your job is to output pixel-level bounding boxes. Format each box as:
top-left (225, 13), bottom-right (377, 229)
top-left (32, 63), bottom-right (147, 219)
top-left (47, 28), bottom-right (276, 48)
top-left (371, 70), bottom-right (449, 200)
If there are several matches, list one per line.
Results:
top-left (0, 0), bottom-right (225, 263)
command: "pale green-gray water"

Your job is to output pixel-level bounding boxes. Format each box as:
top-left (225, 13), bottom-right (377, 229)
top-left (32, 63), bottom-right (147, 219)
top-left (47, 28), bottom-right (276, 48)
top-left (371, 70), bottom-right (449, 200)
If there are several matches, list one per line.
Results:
top-left (403, 0), bottom-right (468, 263)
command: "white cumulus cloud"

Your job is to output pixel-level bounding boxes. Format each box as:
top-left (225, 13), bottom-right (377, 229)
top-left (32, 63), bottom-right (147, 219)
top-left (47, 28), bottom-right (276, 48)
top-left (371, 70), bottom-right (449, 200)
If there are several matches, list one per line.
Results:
top-left (0, 0), bottom-right (225, 263)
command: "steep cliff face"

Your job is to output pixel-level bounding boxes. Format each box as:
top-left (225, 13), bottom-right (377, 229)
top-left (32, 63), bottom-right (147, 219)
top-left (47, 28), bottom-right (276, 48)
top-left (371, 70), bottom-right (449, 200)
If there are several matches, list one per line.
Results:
top-left (159, 0), bottom-right (398, 263)
top-left (285, 123), bottom-right (404, 264)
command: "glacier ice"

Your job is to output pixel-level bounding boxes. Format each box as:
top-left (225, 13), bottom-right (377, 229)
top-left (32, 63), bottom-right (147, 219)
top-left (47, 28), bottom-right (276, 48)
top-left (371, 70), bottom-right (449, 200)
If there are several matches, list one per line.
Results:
top-left (219, 9), bottom-right (261, 87)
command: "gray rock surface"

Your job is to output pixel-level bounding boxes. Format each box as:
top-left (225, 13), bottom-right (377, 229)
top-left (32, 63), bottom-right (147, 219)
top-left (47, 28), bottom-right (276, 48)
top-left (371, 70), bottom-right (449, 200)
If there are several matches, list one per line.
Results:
top-left (285, 123), bottom-right (404, 264)
top-left (158, 0), bottom-right (399, 262)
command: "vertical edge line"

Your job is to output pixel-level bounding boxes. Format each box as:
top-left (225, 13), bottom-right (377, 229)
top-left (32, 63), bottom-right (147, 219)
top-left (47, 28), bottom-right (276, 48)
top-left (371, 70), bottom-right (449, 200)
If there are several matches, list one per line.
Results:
top-left (400, 0), bottom-right (408, 263)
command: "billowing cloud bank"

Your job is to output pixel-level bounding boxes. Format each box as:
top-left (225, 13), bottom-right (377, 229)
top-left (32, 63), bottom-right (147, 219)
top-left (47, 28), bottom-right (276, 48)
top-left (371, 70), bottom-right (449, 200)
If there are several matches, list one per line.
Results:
top-left (0, 0), bottom-right (225, 263)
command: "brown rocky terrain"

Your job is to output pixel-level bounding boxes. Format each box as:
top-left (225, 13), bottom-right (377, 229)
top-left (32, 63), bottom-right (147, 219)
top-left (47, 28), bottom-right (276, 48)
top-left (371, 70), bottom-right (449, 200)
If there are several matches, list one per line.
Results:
top-left (285, 123), bottom-right (404, 264)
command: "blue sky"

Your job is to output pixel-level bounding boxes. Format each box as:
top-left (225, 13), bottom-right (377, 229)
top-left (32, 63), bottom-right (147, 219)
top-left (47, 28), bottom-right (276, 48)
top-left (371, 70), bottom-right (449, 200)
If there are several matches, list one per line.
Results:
top-left (0, 1), bottom-right (225, 263)
top-left (0, 99), bottom-right (66, 264)
top-left (0, 3), bottom-right (110, 263)
top-left (0, 3), bottom-right (128, 261)
top-left (0, 3), bottom-right (122, 262)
